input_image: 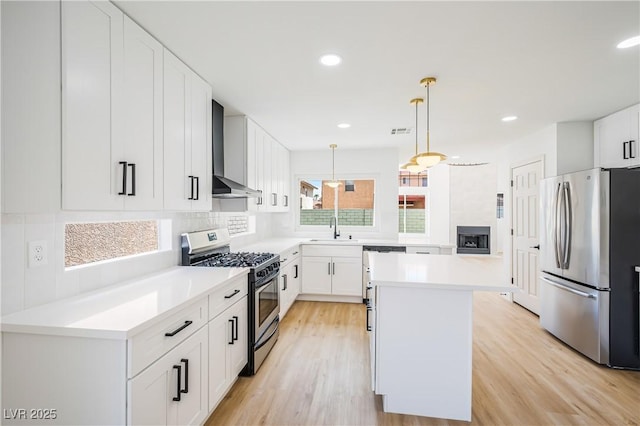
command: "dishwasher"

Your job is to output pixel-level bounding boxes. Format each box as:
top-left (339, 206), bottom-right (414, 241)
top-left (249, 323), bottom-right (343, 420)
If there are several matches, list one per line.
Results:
top-left (362, 245), bottom-right (406, 303)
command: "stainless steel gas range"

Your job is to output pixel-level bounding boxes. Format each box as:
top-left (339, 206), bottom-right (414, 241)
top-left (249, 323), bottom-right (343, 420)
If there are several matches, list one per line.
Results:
top-left (181, 228), bottom-right (280, 375)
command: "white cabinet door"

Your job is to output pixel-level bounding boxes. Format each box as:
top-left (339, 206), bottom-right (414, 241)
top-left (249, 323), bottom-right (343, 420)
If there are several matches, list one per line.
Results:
top-left (190, 74), bottom-right (212, 210)
top-left (208, 295), bottom-right (248, 411)
top-left (208, 310), bottom-right (231, 411)
top-left (129, 326), bottom-right (208, 426)
top-left (122, 16), bottom-right (164, 210)
top-left (163, 51), bottom-right (212, 211)
top-left (301, 256), bottom-right (332, 294)
top-left (163, 50), bottom-right (192, 211)
top-left (595, 104), bottom-right (640, 169)
top-left (229, 296), bottom-right (249, 377)
top-left (331, 257), bottom-right (363, 296)
top-left (281, 145), bottom-right (291, 211)
top-left (62, 0), bottom-right (124, 210)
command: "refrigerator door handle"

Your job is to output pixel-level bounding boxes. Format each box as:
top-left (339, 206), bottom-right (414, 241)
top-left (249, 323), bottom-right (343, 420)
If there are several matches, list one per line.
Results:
top-left (554, 182), bottom-right (563, 268)
top-left (541, 276), bottom-right (595, 299)
top-left (562, 182), bottom-right (572, 269)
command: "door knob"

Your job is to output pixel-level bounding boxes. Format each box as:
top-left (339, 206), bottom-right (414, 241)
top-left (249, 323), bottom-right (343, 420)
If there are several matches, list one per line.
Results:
top-left (531, 245), bottom-right (540, 250)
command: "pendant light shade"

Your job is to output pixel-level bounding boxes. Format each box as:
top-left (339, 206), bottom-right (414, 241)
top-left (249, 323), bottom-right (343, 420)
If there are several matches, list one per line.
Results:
top-left (414, 77), bottom-right (447, 167)
top-left (401, 98), bottom-right (426, 173)
top-left (326, 144), bottom-right (341, 188)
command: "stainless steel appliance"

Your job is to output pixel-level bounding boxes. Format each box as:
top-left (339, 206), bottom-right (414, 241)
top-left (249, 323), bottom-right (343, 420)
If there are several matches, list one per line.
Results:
top-left (539, 167), bottom-right (640, 369)
top-left (362, 245), bottom-right (406, 303)
top-left (181, 228), bottom-right (280, 375)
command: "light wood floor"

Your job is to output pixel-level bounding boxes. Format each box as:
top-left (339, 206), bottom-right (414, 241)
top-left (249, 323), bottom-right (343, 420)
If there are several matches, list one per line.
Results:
top-left (205, 294), bottom-right (640, 425)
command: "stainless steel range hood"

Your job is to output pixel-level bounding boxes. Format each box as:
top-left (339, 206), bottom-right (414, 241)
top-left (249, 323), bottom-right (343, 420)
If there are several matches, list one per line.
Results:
top-left (212, 99), bottom-right (260, 198)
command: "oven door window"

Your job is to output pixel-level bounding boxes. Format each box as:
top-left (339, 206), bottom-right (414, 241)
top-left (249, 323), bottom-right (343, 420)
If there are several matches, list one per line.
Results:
top-left (257, 278), bottom-right (279, 328)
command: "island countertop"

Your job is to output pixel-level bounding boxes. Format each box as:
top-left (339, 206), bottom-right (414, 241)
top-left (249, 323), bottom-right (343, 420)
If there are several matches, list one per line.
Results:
top-left (367, 252), bottom-right (514, 292)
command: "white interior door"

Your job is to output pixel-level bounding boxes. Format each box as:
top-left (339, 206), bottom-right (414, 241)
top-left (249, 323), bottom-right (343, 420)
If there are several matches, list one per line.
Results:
top-left (511, 159), bottom-right (543, 314)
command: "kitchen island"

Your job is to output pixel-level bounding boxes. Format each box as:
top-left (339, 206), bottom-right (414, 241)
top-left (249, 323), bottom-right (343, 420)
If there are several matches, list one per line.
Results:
top-left (366, 253), bottom-right (514, 421)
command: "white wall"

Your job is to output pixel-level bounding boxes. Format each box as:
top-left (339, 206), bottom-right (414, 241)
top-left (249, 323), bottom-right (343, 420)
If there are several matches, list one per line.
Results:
top-left (427, 164), bottom-right (451, 244)
top-left (274, 147), bottom-right (398, 239)
top-left (449, 164), bottom-right (498, 254)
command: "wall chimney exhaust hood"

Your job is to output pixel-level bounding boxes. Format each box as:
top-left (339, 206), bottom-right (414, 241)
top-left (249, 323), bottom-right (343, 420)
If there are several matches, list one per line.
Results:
top-left (212, 99), bottom-right (260, 198)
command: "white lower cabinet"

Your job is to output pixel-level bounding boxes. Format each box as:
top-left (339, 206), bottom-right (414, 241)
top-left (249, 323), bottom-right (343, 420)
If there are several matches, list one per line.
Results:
top-left (301, 245), bottom-right (363, 297)
top-left (208, 294), bottom-right (248, 412)
top-left (129, 326), bottom-right (209, 426)
top-left (279, 246), bottom-right (301, 318)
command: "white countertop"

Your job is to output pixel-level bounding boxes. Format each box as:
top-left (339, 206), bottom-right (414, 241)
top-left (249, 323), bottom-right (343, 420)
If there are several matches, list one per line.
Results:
top-left (0, 266), bottom-right (249, 339)
top-left (235, 236), bottom-right (455, 253)
top-left (368, 253), bottom-right (514, 292)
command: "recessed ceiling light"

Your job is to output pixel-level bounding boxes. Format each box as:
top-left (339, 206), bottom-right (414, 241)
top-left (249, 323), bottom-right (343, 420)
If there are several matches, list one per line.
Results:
top-left (502, 116), bottom-right (518, 122)
top-left (320, 54), bottom-right (342, 66)
top-left (617, 35), bottom-right (640, 49)
top-left (337, 123), bottom-right (351, 129)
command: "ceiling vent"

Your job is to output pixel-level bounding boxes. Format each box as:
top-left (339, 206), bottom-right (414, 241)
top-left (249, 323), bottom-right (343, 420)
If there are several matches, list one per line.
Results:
top-left (391, 127), bottom-right (413, 135)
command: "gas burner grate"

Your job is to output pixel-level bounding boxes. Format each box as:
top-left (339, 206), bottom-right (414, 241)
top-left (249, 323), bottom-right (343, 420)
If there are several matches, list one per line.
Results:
top-left (197, 252), bottom-right (276, 268)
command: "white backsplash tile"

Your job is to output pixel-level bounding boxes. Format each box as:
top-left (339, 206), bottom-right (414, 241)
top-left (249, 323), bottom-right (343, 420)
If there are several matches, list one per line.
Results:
top-left (1, 214), bottom-right (26, 314)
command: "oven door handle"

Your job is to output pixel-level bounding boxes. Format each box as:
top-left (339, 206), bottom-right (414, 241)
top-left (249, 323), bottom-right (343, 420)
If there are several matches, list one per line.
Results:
top-left (255, 319), bottom-right (279, 351)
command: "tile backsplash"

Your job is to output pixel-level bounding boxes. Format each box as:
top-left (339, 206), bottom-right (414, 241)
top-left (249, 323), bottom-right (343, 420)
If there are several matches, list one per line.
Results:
top-left (1, 210), bottom-right (269, 316)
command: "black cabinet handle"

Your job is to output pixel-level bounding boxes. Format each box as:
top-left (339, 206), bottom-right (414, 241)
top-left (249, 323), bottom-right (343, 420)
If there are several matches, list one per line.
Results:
top-left (164, 320), bottom-right (193, 337)
top-left (128, 163), bottom-right (136, 196)
top-left (332, 262), bottom-right (335, 275)
top-left (172, 365), bottom-right (182, 401)
top-left (283, 274), bottom-right (288, 291)
top-left (194, 176), bottom-right (200, 200)
top-left (224, 289), bottom-right (240, 299)
top-left (118, 161), bottom-right (127, 195)
top-left (257, 190), bottom-right (263, 206)
top-left (630, 140), bottom-right (636, 159)
top-left (272, 193), bottom-right (277, 206)
top-left (294, 264), bottom-right (298, 279)
top-left (188, 176), bottom-right (195, 200)
top-left (283, 195), bottom-right (289, 207)
top-left (180, 359), bottom-right (189, 394)
top-left (366, 307), bottom-right (372, 331)
top-left (232, 316), bottom-right (239, 342)
top-left (623, 141), bottom-right (629, 159)
top-left (328, 263), bottom-right (331, 275)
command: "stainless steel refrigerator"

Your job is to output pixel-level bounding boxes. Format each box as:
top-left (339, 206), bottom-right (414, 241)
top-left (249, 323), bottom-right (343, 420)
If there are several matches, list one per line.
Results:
top-left (539, 167), bottom-right (640, 369)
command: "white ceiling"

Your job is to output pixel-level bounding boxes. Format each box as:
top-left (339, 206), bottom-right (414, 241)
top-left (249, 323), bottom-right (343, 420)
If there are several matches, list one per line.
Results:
top-left (115, 1), bottom-right (640, 163)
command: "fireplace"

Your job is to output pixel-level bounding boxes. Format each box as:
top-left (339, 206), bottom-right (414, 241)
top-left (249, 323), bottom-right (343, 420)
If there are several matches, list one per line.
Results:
top-left (456, 226), bottom-right (490, 254)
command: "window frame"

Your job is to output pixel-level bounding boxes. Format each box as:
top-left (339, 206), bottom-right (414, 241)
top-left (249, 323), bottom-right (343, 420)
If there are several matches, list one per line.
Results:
top-left (398, 185), bottom-right (431, 237)
top-left (295, 173), bottom-right (380, 234)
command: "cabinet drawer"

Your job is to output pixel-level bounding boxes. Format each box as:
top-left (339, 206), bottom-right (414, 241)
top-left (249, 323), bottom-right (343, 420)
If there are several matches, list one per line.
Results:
top-left (208, 275), bottom-right (248, 320)
top-left (302, 244), bottom-right (362, 258)
top-left (128, 298), bottom-right (208, 378)
top-left (280, 245), bottom-right (300, 266)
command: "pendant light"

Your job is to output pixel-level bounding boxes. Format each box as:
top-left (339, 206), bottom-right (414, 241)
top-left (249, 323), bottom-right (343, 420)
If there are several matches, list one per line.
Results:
top-left (326, 144), bottom-right (341, 188)
top-left (401, 98), bottom-right (426, 173)
top-left (414, 77), bottom-right (447, 168)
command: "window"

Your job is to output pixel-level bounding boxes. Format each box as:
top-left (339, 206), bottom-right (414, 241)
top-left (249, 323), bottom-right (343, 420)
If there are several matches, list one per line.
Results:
top-left (496, 193), bottom-right (504, 219)
top-left (398, 171), bottom-right (429, 235)
top-left (65, 220), bottom-right (159, 268)
top-left (299, 179), bottom-right (375, 227)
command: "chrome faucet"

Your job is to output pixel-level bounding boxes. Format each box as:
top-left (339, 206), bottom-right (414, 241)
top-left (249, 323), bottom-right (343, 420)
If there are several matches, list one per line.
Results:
top-left (329, 216), bottom-right (340, 239)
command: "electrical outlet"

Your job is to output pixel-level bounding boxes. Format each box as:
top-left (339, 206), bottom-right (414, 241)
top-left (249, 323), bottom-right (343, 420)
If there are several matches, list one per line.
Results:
top-left (28, 240), bottom-right (48, 268)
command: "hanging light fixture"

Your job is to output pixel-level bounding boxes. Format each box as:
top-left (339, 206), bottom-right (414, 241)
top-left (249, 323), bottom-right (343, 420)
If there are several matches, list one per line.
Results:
top-left (401, 98), bottom-right (426, 173)
top-left (414, 77), bottom-right (447, 168)
top-left (326, 144), bottom-right (341, 188)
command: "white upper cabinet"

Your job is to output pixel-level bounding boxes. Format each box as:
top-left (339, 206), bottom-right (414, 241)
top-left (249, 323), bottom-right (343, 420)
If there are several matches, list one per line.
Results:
top-left (62, 2), bottom-right (165, 211)
top-left (222, 116), bottom-right (290, 212)
top-left (163, 50), bottom-right (212, 211)
top-left (122, 16), bottom-right (164, 210)
top-left (62, 0), bottom-right (124, 210)
top-left (594, 104), bottom-right (640, 169)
